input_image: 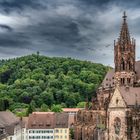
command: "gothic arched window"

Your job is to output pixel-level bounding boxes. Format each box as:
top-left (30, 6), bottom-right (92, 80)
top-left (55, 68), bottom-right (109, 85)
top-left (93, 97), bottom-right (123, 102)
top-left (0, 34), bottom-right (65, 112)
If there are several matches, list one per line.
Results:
top-left (114, 117), bottom-right (121, 135)
top-left (121, 58), bottom-right (125, 71)
top-left (127, 60), bottom-right (131, 70)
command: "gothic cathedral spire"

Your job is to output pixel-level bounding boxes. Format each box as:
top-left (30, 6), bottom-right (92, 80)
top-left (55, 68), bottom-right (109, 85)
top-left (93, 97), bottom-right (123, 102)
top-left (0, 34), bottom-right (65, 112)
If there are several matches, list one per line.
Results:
top-left (119, 11), bottom-right (131, 46)
top-left (114, 12), bottom-right (136, 86)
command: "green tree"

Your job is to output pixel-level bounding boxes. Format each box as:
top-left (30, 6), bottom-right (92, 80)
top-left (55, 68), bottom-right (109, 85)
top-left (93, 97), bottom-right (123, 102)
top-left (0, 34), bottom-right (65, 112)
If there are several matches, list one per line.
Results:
top-left (41, 91), bottom-right (54, 106)
top-left (40, 103), bottom-right (49, 112)
top-left (0, 99), bottom-right (4, 111)
top-left (26, 100), bottom-right (36, 115)
top-left (0, 54), bottom-right (108, 111)
top-left (76, 102), bottom-right (86, 108)
top-left (70, 128), bottom-right (74, 139)
top-left (51, 104), bottom-right (62, 112)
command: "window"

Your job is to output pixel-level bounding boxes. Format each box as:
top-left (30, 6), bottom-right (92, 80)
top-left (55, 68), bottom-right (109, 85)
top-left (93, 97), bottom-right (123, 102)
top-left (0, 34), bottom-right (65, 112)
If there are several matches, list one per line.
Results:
top-left (114, 117), bottom-right (121, 135)
top-left (55, 129), bottom-right (59, 133)
top-left (116, 98), bottom-right (119, 105)
top-left (127, 78), bottom-right (131, 84)
top-left (121, 59), bottom-right (125, 71)
top-left (121, 78), bottom-right (125, 85)
top-left (55, 135), bottom-right (59, 138)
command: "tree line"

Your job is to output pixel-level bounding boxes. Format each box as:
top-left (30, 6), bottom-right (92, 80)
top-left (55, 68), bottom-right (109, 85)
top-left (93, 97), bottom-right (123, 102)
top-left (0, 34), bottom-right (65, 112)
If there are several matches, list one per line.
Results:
top-left (0, 54), bottom-right (109, 116)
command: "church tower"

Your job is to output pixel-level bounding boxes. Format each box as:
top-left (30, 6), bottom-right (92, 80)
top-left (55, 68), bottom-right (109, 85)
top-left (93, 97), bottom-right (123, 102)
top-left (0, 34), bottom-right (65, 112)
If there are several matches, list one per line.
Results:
top-left (114, 12), bottom-right (136, 86)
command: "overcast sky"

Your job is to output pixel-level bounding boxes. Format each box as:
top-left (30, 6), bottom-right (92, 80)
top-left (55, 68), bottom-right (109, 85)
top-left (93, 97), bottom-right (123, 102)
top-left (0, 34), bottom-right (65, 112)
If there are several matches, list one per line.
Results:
top-left (0, 0), bottom-right (140, 66)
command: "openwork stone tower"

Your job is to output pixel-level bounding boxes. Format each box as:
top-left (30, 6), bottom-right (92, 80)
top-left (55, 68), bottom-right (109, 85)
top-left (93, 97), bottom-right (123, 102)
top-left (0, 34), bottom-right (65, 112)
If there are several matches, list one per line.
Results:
top-left (114, 12), bottom-right (136, 86)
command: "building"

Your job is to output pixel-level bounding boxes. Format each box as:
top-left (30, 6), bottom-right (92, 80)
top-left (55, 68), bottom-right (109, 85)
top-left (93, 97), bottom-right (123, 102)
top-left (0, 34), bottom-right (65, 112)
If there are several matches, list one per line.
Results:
top-left (62, 108), bottom-right (82, 128)
top-left (74, 109), bottom-right (106, 140)
top-left (54, 113), bottom-right (69, 140)
top-left (0, 111), bottom-right (22, 140)
top-left (22, 117), bottom-right (29, 140)
top-left (27, 112), bottom-right (55, 140)
top-left (27, 112), bottom-right (69, 140)
top-left (74, 12), bottom-right (140, 140)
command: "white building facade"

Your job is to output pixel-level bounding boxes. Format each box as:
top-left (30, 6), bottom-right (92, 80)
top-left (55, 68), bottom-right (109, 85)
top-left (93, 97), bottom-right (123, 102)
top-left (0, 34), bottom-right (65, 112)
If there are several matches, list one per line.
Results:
top-left (26, 112), bottom-right (69, 140)
top-left (27, 129), bottom-right (54, 140)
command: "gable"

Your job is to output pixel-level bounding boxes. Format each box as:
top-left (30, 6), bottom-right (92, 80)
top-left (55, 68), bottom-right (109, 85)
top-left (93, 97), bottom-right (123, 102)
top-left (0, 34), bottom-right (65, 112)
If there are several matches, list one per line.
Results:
top-left (109, 87), bottom-right (126, 108)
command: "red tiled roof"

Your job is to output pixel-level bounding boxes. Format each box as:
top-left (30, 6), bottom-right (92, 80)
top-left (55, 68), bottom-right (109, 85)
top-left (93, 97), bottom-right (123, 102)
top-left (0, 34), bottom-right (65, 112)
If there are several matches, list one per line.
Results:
top-left (63, 108), bottom-right (82, 112)
top-left (55, 113), bottom-right (69, 128)
top-left (28, 113), bottom-right (55, 129)
top-left (27, 112), bottom-right (69, 129)
top-left (32, 112), bottom-right (54, 114)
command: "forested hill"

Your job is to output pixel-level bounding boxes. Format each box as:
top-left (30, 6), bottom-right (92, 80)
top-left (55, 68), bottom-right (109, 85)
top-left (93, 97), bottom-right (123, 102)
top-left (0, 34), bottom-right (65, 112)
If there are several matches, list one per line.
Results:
top-left (0, 54), bottom-right (109, 112)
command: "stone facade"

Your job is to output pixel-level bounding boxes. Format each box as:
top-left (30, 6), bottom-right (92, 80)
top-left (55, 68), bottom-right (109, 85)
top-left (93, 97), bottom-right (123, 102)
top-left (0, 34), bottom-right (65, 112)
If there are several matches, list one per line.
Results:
top-left (74, 12), bottom-right (140, 140)
top-left (74, 109), bottom-right (106, 140)
top-left (114, 12), bottom-right (136, 87)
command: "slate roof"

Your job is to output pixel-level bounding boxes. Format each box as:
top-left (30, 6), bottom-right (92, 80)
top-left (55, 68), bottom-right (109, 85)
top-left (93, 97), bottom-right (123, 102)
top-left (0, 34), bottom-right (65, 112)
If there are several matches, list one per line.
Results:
top-left (119, 86), bottom-right (140, 106)
top-left (101, 69), bottom-right (115, 89)
top-left (0, 111), bottom-right (18, 126)
top-left (0, 111), bottom-right (20, 138)
top-left (101, 61), bottom-right (140, 89)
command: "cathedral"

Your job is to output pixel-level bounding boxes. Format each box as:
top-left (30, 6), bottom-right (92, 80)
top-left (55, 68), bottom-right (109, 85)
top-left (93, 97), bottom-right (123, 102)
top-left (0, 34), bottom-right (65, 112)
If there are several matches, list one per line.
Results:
top-left (74, 12), bottom-right (140, 140)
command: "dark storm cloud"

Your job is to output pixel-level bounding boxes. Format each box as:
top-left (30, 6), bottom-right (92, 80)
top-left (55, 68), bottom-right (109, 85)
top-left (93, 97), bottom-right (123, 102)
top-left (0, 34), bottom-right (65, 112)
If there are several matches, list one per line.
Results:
top-left (0, 0), bottom-right (140, 65)
top-left (0, 33), bottom-right (30, 47)
top-left (79, 0), bottom-right (111, 6)
top-left (0, 0), bottom-right (42, 13)
top-left (0, 24), bottom-right (12, 31)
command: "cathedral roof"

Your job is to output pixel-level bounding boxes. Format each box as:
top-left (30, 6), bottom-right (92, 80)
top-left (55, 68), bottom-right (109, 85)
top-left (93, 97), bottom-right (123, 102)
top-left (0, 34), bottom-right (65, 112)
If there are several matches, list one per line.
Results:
top-left (101, 61), bottom-right (140, 89)
top-left (119, 86), bottom-right (140, 106)
top-left (101, 69), bottom-right (115, 89)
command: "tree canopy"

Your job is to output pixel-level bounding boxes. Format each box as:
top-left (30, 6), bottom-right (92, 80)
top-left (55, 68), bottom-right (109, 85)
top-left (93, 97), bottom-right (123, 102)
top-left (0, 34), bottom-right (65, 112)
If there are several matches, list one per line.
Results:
top-left (0, 54), bottom-right (109, 113)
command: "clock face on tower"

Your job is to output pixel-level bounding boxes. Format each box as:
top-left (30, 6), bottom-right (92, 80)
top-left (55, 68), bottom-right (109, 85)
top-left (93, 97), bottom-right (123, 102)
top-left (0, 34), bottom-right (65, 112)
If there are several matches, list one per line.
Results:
top-left (114, 117), bottom-right (121, 135)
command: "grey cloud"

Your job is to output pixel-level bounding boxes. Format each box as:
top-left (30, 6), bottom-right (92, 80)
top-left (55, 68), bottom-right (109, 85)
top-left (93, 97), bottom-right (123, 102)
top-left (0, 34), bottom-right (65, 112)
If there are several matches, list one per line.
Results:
top-left (0, 31), bottom-right (31, 47)
top-left (0, 24), bottom-right (13, 32)
top-left (0, 0), bottom-right (140, 66)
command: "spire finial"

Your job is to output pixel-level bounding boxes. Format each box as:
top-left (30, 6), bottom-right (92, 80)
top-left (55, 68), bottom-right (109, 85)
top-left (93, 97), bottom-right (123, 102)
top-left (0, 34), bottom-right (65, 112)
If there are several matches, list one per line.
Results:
top-left (123, 11), bottom-right (127, 21)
